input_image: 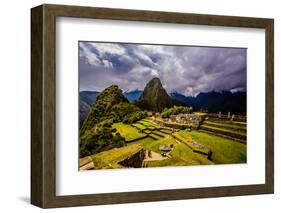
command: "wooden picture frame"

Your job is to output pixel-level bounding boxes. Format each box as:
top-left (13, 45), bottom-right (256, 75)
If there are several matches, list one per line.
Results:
top-left (31, 4), bottom-right (274, 208)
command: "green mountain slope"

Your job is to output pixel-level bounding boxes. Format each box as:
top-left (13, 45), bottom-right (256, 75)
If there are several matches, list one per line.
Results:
top-left (79, 85), bottom-right (146, 157)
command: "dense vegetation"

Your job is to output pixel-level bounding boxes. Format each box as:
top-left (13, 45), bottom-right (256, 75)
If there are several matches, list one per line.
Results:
top-left (79, 85), bottom-right (146, 157)
top-left (110, 103), bottom-right (147, 124)
top-left (80, 122), bottom-right (126, 157)
top-left (161, 105), bottom-right (193, 118)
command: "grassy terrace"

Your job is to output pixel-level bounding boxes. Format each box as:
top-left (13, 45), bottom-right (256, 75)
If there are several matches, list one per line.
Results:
top-left (133, 137), bottom-right (155, 145)
top-left (173, 131), bottom-right (211, 155)
top-left (154, 130), bottom-right (168, 137)
top-left (188, 131), bottom-right (246, 164)
top-left (159, 128), bottom-right (173, 134)
top-left (91, 144), bottom-right (143, 169)
top-left (200, 124), bottom-right (246, 140)
top-left (133, 137), bottom-right (176, 154)
top-left (134, 135), bottom-right (213, 167)
top-left (145, 139), bottom-right (213, 167)
top-left (96, 117), bottom-right (247, 169)
top-left (138, 119), bottom-right (161, 128)
top-left (204, 120), bottom-right (246, 132)
top-left (170, 144), bottom-right (213, 165)
top-left (149, 133), bottom-right (163, 140)
top-left (112, 122), bottom-right (145, 141)
top-left (208, 118), bottom-right (246, 127)
top-left (143, 129), bottom-right (152, 134)
top-left (132, 123), bottom-right (147, 130)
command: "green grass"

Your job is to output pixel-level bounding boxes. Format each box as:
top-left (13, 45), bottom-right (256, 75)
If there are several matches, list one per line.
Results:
top-left (91, 144), bottom-right (143, 169)
top-left (136, 121), bottom-right (149, 127)
top-left (138, 119), bottom-right (161, 128)
top-left (104, 121), bottom-right (246, 169)
top-left (149, 133), bottom-right (163, 140)
top-left (147, 126), bottom-right (156, 131)
top-left (208, 119), bottom-right (246, 127)
top-left (154, 130), bottom-right (168, 137)
top-left (145, 157), bottom-right (190, 167)
top-left (145, 143), bottom-right (213, 167)
top-left (201, 124), bottom-right (246, 137)
top-left (132, 123), bottom-right (147, 130)
top-left (174, 130), bottom-right (192, 141)
top-left (112, 122), bottom-right (145, 141)
top-left (143, 129), bottom-right (152, 134)
top-left (132, 137), bottom-right (155, 146)
top-left (173, 131), bottom-right (212, 156)
top-left (171, 144), bottom-right (213, 165)
top-left (159, 128), bottom-right (173, 134)
top-left (136, 136), bottom-right (177, 154)
top-left (188, 131), bottom-right (247, 164)
top-left (204, 121), bottom-right (246, 132)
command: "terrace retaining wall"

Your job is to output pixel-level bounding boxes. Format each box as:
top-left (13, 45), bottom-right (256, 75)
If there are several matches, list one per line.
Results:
top-left (118, 148), bottom-right (146, 168)
top-left (207, 113), bottom-right (246, 122)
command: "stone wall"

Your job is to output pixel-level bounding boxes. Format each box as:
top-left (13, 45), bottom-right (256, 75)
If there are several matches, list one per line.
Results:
top-left (153, 119), bottom-right (188, 130)
top-left (207, 113), bottom-right (246, 122)
top-left (118, 149), bottom-right (146, 168)
top-left (168, 113), bottom-right (205, 129)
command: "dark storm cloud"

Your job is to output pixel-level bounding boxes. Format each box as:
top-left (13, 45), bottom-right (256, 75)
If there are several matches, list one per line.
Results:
top-left (79, 41), bottom-right (246, 96)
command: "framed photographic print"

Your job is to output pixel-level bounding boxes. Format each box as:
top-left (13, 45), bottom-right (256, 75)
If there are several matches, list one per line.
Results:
top-left (31, 4), bottom-right (274, 208)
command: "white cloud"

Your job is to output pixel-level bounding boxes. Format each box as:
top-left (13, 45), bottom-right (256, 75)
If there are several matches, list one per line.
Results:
top-left (89, 43), bottom-right (125, 56)
top-left (79, 42), bottom-right (101, 66)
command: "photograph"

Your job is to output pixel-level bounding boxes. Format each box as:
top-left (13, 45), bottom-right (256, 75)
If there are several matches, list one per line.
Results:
top-left (29, 3), bottom-right (274, 208)
top-left (78, 41), bottom-right (247, 170)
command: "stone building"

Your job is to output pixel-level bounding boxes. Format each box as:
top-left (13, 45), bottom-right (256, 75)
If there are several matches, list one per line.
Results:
top-left (169, 113), bottom-right (205, 129)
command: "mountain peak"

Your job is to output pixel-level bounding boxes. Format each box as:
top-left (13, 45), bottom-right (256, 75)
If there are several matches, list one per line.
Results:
top-left (147, 77), bottom-right (162, 86)
top-left (139, 78), bottom-right (172, 112)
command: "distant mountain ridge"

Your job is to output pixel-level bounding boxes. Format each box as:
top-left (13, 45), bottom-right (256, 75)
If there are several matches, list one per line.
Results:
top-left (80, 91), bottom-right (99, 106)
top-left (80, 90), bottom-right (143, 104)
top-left (80, 84), bottom-right (246, 117)
top-left (124, 90), bottom-right (142, 102)
top-left (170, 91), bottom-right (246, 115)
top-left (79, 100), bottom-right (91, 127)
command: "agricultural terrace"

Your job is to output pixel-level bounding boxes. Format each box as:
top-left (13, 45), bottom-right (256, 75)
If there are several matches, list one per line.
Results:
top-left (82, 116), bottom-right (246, 170)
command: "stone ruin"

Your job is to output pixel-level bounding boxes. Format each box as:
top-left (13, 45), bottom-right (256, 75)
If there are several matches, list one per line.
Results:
top-left (207, 112), bottom-right (246, 122)
top-left (168, 113), bottom-right (205, 129)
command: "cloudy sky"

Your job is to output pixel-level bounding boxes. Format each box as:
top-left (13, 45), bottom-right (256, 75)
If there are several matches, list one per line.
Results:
top-left (79, 41), bottom-right (246, 97)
